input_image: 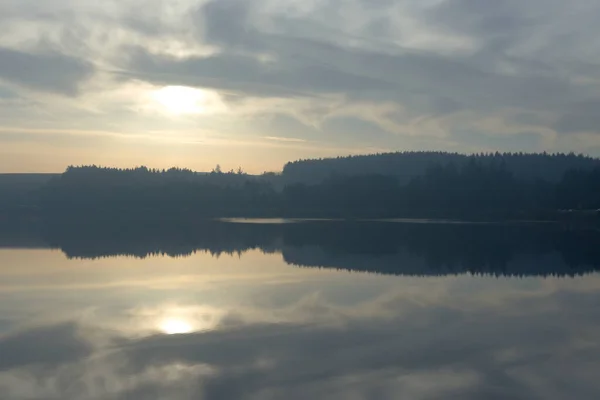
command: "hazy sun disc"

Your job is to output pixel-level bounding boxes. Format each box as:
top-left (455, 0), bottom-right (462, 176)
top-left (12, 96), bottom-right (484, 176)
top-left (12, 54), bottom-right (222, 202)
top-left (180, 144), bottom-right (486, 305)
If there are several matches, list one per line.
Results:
top-left (160, 318), bottom-right (193, 335)
top-left (152, 86), bottom-right (209, 115)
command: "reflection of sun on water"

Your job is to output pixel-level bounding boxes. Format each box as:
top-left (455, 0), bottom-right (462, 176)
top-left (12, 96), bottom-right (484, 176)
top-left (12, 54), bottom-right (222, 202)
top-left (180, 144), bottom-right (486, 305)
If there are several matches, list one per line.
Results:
top-left (152, 305), bottom-right (221, 335)
top-left (159, 318), bottom-right (194, 335)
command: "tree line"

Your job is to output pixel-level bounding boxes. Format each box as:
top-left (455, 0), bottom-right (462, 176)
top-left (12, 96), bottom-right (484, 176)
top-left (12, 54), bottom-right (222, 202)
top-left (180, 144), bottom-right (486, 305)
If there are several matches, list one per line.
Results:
top-left (282, 151), bottom-right (600, 184)
top-left (2, 152), bottom-right (600, 221)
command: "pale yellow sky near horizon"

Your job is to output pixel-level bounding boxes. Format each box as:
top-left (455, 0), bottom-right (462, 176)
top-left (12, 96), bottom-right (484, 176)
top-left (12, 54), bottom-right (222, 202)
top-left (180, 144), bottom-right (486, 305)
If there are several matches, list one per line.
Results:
top-left (3, 0), bottom-right (600, 172)
top-left (0, 123), bottom-right (391, 173)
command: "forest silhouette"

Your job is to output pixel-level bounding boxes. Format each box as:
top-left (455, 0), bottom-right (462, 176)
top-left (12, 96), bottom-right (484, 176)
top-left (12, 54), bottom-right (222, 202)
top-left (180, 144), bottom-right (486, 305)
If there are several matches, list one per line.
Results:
top-left (1, 151), bottom-right (600, 220)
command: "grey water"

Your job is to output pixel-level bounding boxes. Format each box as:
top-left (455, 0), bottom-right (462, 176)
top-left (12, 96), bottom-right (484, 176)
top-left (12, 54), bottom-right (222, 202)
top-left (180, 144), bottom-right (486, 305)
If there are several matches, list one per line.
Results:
top-left (0, 219), bottom-right (599, 399)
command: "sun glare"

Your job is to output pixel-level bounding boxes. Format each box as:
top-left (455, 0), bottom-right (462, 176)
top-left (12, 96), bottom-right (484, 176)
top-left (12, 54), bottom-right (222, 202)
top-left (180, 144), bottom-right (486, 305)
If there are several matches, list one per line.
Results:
top-left (159, 318), bottom-right (194, 335)
top-left (152, 85), bottom-right (211, 115)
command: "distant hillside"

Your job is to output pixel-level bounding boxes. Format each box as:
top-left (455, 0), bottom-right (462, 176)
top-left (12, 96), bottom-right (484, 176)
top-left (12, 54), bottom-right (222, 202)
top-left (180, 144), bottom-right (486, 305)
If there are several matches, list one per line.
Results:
top-left (3, 151), bottom-right (600, 220)
top-left (282, 152), bottom-right (600, 184)
top-left (0, 174), bottom-right (59, 209)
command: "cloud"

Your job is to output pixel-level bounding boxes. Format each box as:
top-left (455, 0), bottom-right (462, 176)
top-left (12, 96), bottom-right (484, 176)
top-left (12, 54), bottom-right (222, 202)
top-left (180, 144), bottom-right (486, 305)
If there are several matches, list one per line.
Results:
top-left (3, 0), bottom-right (600, 169)
top-left (0, 48), bottom-right (94, 95)
top-left (263, 136), bottom-right (306, 143)
top-left (553, 98), bottom-right (600, 134)
top-left (0, 322), bottom-right (92, 371)
top-left (111, 0), bottom-right (598, 143)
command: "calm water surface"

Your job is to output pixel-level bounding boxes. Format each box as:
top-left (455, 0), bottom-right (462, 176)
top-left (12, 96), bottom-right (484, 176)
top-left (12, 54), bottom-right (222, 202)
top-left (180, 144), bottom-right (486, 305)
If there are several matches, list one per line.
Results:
top-left (0, 220), bottom-right (599, 399)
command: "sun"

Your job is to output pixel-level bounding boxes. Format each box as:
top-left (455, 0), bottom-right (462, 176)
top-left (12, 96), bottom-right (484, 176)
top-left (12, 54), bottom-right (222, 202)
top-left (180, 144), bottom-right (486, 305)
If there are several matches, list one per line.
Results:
top-left (159, 318), bottom-right (194, 335)
top-left (151, 85), bottom-right (209, 115)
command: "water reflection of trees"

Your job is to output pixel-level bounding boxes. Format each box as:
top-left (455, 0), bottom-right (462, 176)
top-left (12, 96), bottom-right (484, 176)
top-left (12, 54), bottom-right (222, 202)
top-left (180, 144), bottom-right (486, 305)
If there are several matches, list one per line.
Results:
top-left (1, 218), bottom-right (599, 277)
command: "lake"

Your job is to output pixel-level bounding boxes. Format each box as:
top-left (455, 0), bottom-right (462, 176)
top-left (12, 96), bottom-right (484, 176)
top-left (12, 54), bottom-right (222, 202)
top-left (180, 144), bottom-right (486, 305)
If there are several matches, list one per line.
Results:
top-left (0, 219), bottom-right (599, 399)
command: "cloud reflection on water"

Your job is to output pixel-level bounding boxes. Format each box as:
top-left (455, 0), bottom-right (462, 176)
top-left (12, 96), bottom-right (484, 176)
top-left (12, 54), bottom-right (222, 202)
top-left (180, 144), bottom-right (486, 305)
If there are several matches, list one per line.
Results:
top-left (1, 221), bottom-right (599, 399)
top-left (0, 259), bottom-right (600, 399)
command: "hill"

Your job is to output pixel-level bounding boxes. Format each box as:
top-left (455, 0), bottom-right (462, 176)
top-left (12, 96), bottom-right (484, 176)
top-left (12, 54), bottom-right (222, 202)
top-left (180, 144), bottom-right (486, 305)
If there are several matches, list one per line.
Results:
top-left (282, 152), bottom-right (600, 184)
top-left (0, 174), bottom-right (59, 210)
top-left (3, 152), bottom-right (600, 221)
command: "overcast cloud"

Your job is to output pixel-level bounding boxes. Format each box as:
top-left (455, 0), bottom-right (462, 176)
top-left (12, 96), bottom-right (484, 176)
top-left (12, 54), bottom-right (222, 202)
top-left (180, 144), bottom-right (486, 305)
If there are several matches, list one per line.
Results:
top-left (2, 0), bottom-right (600, 171)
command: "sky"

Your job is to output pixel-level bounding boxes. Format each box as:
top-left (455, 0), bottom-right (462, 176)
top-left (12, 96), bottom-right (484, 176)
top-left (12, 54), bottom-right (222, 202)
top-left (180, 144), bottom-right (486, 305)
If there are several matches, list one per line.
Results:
top-left (2, 0), bottom-right (600, 173)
